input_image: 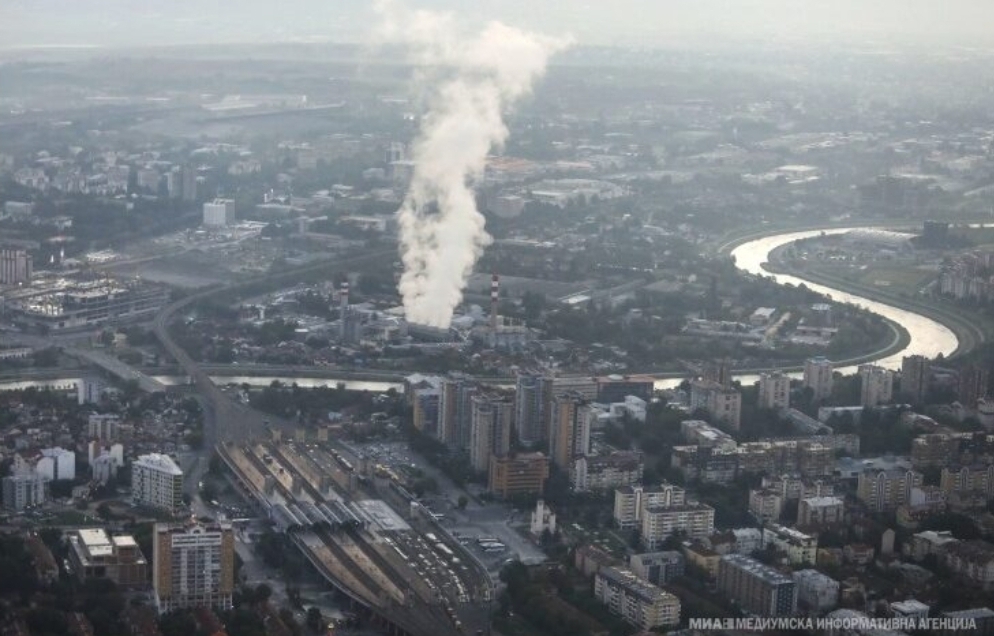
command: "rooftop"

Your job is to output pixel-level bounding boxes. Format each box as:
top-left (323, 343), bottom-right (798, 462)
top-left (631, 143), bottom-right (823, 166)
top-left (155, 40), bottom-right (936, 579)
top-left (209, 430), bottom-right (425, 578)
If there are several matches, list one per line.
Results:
top-left (134, 453), bottom-right (183, 476)
top-left (721, 554), bottom-right (794, 585)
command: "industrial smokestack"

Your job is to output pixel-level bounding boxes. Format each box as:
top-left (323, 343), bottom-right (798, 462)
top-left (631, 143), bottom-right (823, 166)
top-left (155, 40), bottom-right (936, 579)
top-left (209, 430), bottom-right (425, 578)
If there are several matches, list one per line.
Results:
top-left (375, 1), bottom-right (570, 329)
top-left (340, 281), bottom-right (349, 312)
top-left (491, 272), bottom-right (499, 332)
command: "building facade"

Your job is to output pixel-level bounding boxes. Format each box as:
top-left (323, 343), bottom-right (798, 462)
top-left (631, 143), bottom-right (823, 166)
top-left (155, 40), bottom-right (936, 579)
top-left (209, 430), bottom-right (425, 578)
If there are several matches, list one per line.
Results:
top-left (759, 372), bottom-right (791, 410)
top-left (488, 452), bottom-right (549, 499)
top-left (594, 566), bottom-right (681, 629)
top-left (132, 453), bottom-right (184, 513)
top-left (803, 357), bottom-right (834, 401)
top-left (153, 522), bottom-right (235, 614)
top-left (717, 554), bottom-right (797, 617)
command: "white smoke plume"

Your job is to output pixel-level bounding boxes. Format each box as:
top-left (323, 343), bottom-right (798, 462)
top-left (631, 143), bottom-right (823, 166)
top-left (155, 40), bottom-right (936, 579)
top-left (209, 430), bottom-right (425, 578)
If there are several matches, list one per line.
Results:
top-left (375, 1), bottom-right (570, 328)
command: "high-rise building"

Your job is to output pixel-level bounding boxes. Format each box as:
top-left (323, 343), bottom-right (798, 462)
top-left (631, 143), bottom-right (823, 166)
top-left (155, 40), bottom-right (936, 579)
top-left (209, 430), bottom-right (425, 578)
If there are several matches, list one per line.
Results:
top-left (2, 473), bottom-right (47, 510)
top-left (803, 357), bottom-right (834, 401)
top-left (202, 198), bottom-right (235, 227)
top-left (689, 381), bottom-right (742, 430)
top-left (856, 469), bottom-right (923, 512)
top-left (614, 484), bottom-right (687, 529)
top-left (488, 452), bottom-right (549, 499)
top-left (717, 554), bottom-right (797, 617)
top-left (901, 355), bottom-right (931, 403)
top-left (88, 413), bottom-right (120, 441)
top-left (958, 364), bottom-right (990, 409)
top-left (549, 392), bottom-right (592, 469)
top-left (641, 501), bottom-right (715, 549)
top-left (132, 453), bottom-right (184, 513)
top-left (469, 393), bottom-right (513, 473)
top-left (36, 447), bottom-right (76, 481)
top-left (0, 248), bottom-right (32, 285)
top-left (514, 372), bottom-right (552, 446)
top-left (439, 376), bottom-right (477, 451)
top-left (859, 364), bottom-right (894, 407)
top-left (759, 372), bottom-right (790, 410)
top-left (594, 566), bottom-right (681, 629)
top-left (412, 386), bottom-right (441, 437)
top-left (153, 522), bottom-right (235, 614)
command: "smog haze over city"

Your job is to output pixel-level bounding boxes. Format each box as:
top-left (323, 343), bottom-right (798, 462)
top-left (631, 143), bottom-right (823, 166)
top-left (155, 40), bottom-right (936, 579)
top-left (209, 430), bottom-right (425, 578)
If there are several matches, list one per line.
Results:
top-left (4, 3), bottom-right (994, 636)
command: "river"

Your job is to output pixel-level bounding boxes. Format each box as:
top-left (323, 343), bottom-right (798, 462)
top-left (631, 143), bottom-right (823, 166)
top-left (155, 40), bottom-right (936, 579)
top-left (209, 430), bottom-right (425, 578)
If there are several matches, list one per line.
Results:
top-left (0, 227), bottom-right (960, 394)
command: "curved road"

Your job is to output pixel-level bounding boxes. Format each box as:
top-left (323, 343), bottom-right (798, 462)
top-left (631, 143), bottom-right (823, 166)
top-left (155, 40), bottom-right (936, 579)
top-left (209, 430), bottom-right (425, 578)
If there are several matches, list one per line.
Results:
top-left (151, 248), bottom-right (395, 501)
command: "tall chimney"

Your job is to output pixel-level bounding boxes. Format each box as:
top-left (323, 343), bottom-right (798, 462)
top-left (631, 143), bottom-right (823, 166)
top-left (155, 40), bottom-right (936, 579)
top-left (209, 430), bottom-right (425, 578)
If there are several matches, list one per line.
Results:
top-left (490, 272), bottom-right (499, 332)
top-left (340, 281), bottom-right (350, 312)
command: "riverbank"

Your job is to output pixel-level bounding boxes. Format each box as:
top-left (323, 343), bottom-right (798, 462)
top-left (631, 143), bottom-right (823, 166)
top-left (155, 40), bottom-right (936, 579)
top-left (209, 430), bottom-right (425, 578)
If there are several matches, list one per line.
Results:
top-left (765, 247), bottom-right (990, 358)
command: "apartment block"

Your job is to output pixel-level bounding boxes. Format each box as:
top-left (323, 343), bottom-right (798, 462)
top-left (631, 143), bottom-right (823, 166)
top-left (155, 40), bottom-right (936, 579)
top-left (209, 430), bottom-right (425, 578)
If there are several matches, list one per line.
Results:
top-left (594, 566), bottom-right (681, 629)
top-left (717, 554), bottom-right (797, 617)
top-left (153, 522), bottom-right (235, 613)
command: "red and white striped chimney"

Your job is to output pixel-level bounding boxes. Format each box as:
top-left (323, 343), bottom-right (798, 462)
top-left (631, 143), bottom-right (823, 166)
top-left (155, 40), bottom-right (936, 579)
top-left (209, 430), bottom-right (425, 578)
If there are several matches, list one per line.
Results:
top-left (490, 272), bottom-right (499, 331)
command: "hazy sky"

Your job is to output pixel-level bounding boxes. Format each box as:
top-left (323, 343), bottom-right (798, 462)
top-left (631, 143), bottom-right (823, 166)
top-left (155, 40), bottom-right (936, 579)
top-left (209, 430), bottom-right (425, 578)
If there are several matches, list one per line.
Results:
top-left (4, 0), bottom-right (994, 50)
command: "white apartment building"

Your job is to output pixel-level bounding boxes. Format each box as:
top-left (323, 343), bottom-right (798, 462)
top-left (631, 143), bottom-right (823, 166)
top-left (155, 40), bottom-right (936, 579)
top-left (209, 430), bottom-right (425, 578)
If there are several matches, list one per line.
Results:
top-left (202, 198), bottom-right (235, 227)
top-left (763, 524), bottom-right (818, 565)
top-left (132, 453), bottom-right (184, 513)
top-left (594, 566), bottom-right (681, 629)
top-left (614, 483), bottom-right (686, 529)
top-left (2, 473), bottom-right (47, 511)
top-left (36, 447), bottom-right (76, 481)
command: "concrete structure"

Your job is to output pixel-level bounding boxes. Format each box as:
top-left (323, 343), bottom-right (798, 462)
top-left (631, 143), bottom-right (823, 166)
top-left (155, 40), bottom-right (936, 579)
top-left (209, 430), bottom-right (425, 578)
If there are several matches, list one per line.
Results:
top-left (2, 473), bottom-right (47, 510)
top-left (202, 198), bottom-right (235, 227)
top-left (0, 248), bottom-right (32, 285)
top-left (529, 500), bottom-right (556, 538)
top-left (901, 355), bottom-right (930, 403)
top-left (732, 528), bottom-right (764, 555)
top-left (943, 541), bottom-right (994, 591)
top-left (514, 371), bottom-right (552, 446)
top-left (941, 465), bottom-right (994, 501)
top-left (717, 554), bottom-right (797, 617)
top-left (613, 483), bottom-right (686, 529)
top-left (793, 569), bottom-right (839, 612)
top-left (681, 420), bottom-right (737, 450)
top-left (804, 357), bottom-right (834, 401)
top-left (68, 528), bottom-right (148, 587)
top-left (691, 380), bottom-right (742, 430)
top-left (749, 488), bottom-right (784, 524)
top-left (759, 371), bottom-right (791, 410)
top-left (468, 393), bottom-right (512, 474)
top-left (594, 566), bottom-right (681, 629)
top-left (439, 375), bottom-right (477, 450)
top-left (797, 496), bottom-right (845, 527)
top-left (859, 364), bottom-right (894, 407)
top-left (548, 392), bottom-right (592, 469)
top-left (132, 453), bottom-right (184, 513)
top-left (570, 451), bottom-right (643, 493)
top-left (35, 447), bottom-right (76, 481)
top-left (891, 599), bottom-right (929, 620)
top-left (88, 413), bottom-right (120, 441)
top-left (488, 452), bottom-right (549, 499)
top-left (641, 501), bottom-right (716, 550)
top-left (763, 524), bottom-right (818, 565)
top-left (153, 522), bottom-right (235, 613)
top-left (629, 551), bottom-right (685, 586)
top-left (857, 469), bottom-right (923, 512)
